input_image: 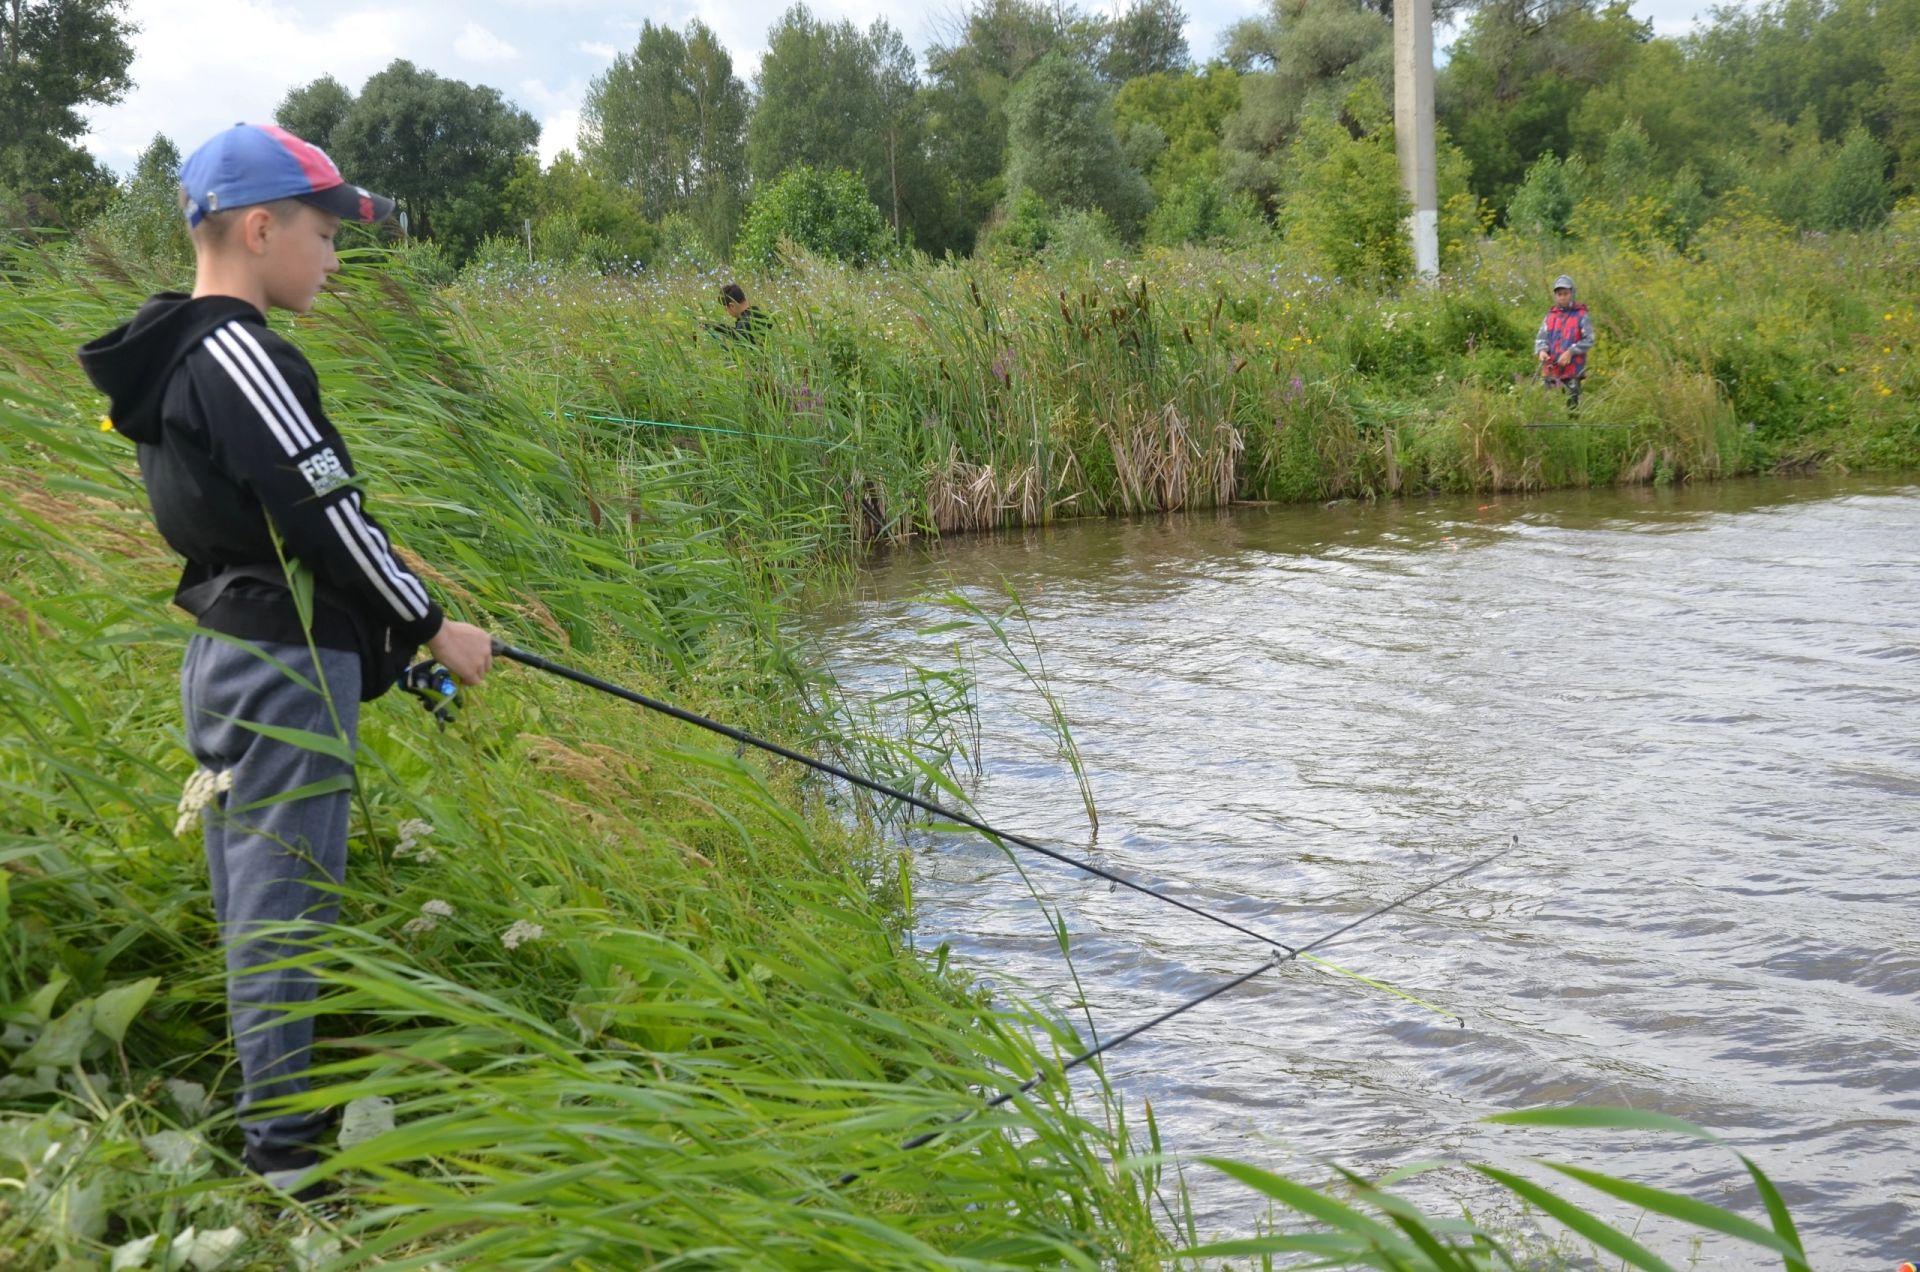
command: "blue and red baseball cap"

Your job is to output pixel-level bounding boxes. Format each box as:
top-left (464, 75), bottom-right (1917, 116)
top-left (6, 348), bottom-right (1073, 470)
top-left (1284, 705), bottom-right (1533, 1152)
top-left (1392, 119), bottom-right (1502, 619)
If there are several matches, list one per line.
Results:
top-left (179, 123), bottom-right (394, 227)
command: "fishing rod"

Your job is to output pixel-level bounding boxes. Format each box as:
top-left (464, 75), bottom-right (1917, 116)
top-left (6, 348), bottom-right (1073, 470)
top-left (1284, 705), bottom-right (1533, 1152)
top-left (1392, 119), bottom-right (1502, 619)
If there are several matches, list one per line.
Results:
top-left (830, 841), bottom-right (1512, 1188)
top-left (487, 642), bottom-right (1467, 1021)
top-left (493, 640), bottom-right (1313, 957)
top-left (479, 642), bottom-right (1514, 1185)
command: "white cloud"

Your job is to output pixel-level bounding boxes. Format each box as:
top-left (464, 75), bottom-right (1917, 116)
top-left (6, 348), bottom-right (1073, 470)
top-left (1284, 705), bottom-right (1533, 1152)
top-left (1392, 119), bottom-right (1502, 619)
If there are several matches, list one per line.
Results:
top-left (539, 109), bottom-right (584, 164)
top-left (82, 0), bottom-right (426, 172)
top-left (456, 23), bottom-right (520, 63)
top-left (580, 40), bottom-right (618, 60)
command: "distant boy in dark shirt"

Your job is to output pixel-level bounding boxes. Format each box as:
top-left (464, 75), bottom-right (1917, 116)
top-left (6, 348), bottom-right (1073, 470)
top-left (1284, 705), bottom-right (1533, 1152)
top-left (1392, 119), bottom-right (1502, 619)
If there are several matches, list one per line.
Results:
top-left (715, 281), bottom-right (768, 344)
top-left (77, 123), bottom-right (493, 1198)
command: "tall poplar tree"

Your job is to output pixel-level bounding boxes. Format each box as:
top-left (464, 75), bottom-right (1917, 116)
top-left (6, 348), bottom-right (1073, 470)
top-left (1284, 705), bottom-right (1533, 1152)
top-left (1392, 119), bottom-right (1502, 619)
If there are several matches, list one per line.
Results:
top-left (581, 20), bottom-right (749, 250)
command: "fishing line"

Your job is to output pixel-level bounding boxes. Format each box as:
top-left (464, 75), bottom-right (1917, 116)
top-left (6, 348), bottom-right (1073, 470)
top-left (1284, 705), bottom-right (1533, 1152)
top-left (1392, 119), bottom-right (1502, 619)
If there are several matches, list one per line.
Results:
top-left (494, 641), bottom-right (1462, 1017)
top-left (829, 843), bottom-right (1512, 1188)
top-left (494, 640), bottom-right (1308, 957)
top-left (485, 643), bottom-right (1514, 1188)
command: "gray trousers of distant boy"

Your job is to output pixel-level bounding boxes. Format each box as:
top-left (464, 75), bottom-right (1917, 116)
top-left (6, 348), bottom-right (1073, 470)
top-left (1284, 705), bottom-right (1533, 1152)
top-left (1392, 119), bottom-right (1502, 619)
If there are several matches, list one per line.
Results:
top-left (181, 634), bottom-right (359, 1166)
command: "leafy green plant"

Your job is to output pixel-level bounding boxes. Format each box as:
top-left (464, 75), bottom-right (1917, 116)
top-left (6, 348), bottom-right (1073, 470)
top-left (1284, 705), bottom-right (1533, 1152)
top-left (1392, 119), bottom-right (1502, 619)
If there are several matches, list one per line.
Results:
top-left (736, 165), bottom-right (894, 269)
top-left (1172, 1107), bottom-right (1810, 1271)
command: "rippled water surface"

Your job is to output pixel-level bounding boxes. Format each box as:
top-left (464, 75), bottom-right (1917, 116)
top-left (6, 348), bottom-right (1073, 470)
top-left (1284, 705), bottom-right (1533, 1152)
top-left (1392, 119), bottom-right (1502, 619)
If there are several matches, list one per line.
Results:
top-left (804, 477), bottom-right (1919, 1265)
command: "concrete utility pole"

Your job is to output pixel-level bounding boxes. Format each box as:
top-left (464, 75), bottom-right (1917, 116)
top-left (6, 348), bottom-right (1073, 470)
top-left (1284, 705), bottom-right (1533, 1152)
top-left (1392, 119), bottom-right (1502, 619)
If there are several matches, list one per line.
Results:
top-left (1394, 0), bottom-right (1439, 278)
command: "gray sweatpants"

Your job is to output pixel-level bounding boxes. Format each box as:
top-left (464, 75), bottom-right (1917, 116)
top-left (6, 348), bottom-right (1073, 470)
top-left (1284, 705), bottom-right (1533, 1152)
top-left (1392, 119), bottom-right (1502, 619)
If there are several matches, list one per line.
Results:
top-left (181, 634), bottom-right (360, 1165)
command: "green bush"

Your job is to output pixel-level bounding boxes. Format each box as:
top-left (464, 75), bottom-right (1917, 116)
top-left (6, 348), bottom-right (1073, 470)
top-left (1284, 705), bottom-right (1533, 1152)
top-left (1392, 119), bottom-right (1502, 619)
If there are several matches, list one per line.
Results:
top-left (1508, 154), bottom-right (1583, 239)
top-left (1280, 99), bottom-right (1412, 284)
top-left (1043, 208), bottom-right (1125, 264)
top-left (1817, 128), bottom-right (1893, 231)
top-left (736, 164), bottom-right (893, 268)
top-left (981, 187), bottom-right (1055, 263)
top-left (1145, 176), bottom-right (1267, 248)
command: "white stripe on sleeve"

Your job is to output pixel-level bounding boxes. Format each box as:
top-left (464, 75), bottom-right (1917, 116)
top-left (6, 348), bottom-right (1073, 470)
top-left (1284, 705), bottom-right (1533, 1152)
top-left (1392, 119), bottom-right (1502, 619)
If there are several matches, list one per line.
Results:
top-left (325, 503), bottom-right (418, 620)
top-left (223, 323), bottom-right (322, 449)
top-left (342, 494), bottom-right (432, 614)
top-left (201, 336), bottom-right (304, 458)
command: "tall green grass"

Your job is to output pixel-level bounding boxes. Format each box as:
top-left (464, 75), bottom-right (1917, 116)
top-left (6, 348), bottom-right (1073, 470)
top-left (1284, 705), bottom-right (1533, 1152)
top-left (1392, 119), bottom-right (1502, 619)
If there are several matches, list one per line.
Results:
top-left (441, 202), bottom-right (1917, 552)
top-left (0, 233), bottom-right (1824, 1268)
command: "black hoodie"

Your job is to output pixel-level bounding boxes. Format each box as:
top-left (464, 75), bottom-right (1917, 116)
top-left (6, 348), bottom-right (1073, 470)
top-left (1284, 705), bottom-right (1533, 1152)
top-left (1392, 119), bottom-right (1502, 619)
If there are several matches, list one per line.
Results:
top-left (78, 294), bottom-right (442, 698)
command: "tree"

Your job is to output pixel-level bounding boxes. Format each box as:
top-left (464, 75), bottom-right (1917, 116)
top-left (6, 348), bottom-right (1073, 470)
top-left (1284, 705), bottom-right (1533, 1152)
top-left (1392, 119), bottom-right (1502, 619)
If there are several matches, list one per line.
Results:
top-left (1569, 38), bottom-right (1744, 184)
top-left (0, 0), bottom-right (135, 224)
top-left (1505, 152), bottom-right (1583, 237)
top-left (735, 164), bottom-right (892, 267)
top-left (1689, 0), bottom-right (1884, 143)
top-left (582, 20), bottom-right (749, 252)
top-left (748, 9), bottom-right (946, 247)
top-left (275, 76), bottom-right (354, 151)
top-left (923, 0), bottom-right (1075, 252)
top-left (1098, 0), bottom-right (1190, 83)
top-left (85, 133), bottom-right (189, 266)
top-left (750, 8), bottom-right (875, 182)
top-left (1816, 126), bottom-right (1892, 228)
top-left (1004, 51), bottom-right (1152, 234)
top-left (322, 61), bottom-right (539, 258)
top-left (500, 150), bottom-right (658, 266)
top-left (1219, 0), bottom-right (1391, 210)
top-left (870, 22), bottom-right (938, 243)
top-left (1437, 0), bottom-right (1650, 215)
top-left (1113, 64), bottom-right (1241, 196)
top-left (1280, 83), bottom-right (1409, 282)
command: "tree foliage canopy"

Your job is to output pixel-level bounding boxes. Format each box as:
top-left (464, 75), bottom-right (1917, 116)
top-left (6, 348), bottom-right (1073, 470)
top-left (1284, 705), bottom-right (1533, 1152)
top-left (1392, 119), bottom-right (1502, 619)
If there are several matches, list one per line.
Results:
top-left (748, 10), bottom-right (942, 247)
top-left (55, 0), bottom-right (1920, 265)
top-left (582, 20), bottom-right (749, 251)
top-left (0, 0), bottom-right (134, 223)
top-left (1004, 51), bottom-right (1153, 233)
top-left (276, 60), bottom-right (539, 259)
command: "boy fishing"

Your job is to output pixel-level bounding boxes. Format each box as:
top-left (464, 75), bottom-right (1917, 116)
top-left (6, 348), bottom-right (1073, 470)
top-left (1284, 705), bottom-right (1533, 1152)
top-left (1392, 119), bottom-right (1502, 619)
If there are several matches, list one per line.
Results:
top-left (1535, 273), bottom-right (1595, 409)
top-left (77, 123), bottom-right (492, 1199)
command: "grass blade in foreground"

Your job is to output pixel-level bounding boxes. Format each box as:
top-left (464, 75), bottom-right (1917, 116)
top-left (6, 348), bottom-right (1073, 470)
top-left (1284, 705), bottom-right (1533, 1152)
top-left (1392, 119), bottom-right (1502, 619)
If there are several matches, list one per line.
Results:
top-left (1169, 1109), bottom-right (1807, 1270)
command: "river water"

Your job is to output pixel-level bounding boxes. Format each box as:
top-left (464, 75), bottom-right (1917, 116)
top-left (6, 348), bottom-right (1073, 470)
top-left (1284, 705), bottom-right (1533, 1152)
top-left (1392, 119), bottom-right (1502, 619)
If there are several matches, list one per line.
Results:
top-left (803, 477), bottom-right (1919, 1266)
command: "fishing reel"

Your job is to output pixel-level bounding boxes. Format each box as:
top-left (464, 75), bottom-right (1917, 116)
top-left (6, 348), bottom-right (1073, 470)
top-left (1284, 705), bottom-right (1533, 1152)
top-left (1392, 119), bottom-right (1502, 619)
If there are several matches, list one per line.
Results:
top-left (398, 660), bottom-right (459, 727)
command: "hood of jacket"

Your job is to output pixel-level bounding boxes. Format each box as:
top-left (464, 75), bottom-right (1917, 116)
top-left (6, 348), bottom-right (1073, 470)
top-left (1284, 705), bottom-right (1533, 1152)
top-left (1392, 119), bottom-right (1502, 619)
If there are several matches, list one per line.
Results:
top-left (77, 294), bottom-right (263, 443)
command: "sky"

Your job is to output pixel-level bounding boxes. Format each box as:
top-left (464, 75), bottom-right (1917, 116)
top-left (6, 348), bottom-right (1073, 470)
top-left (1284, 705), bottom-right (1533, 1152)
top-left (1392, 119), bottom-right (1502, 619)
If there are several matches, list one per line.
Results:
top-left (80, 0), bottom-right (1731, 177)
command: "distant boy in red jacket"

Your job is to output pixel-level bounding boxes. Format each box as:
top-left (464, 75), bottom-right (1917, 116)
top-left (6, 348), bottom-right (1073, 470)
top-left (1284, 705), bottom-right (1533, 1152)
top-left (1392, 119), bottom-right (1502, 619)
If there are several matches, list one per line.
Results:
top-left (78, 123), bottom-right (493, 1198)
top-left (1536, 273), bottom-right (1595, 409)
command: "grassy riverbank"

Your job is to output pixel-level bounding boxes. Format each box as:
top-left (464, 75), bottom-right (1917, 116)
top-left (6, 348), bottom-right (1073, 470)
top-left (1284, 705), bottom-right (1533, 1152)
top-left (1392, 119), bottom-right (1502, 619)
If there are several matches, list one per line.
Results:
top-left (449, 203), bottom-right (1919, 545)
top-left (0, 249), bottom-right (1179, 1267)
top-left (0, 232), bottom-right (1838, 1267)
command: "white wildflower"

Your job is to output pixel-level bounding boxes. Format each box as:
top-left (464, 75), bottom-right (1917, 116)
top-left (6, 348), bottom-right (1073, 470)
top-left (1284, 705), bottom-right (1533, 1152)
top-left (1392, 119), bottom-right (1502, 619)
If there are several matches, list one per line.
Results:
top-left (500, 920), bottom-right (544, 950)
top-left (110, 1234), bottom-right (158, 1271)
top-left (393, 817), bottom-right (438, 863)
top-left (178, 1225), bottom-right (245, 1271)
top-left (402, 899), bottom-right (455, 934)
top-left (173, 769), bottom-right (232, 836)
